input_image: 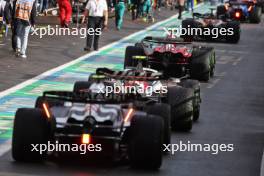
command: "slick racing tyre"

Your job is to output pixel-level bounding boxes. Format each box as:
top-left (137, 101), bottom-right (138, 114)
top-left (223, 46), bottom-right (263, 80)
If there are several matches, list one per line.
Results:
top-left (179, 80), bottom-right (201, 121)
top-left (12, 108), bottom-right (50, 162)
top-left (146, 103), bottom-right (171, 146)
top-left (260, 3), bottom-right (264, 13)
top-left (249, 6), bottom-right (262, 23)
top-left (181, 18), bottom-right (195, 41)
top-left (210, 51), bottom-right (216, 77)
top-left (129, 114), bottom-right (163, 169)
top-left (124, 46), bottom-right (145, 69)
top-left (190, 47), bottom-right (215, 81)
top-left (226, 21), bottom-right (240, 43)
top-left (163, 86), bottom-right (194, 132)
top-left (216, 5), bottom-right (227, 18)
top-left (73, 81), bottom-right (93, 93)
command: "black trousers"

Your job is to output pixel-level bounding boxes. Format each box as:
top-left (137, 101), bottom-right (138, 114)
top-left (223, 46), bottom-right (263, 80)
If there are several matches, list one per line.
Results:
top-left (11, 22), bottom-right (17, 51)
top-left (157, 0), bottom-right (162, 8)
top-left (131, 4), bottom-right (140, 20)
top-left (86, 16), bottom-right (103, 50)
top-left (0, 22), bottom-right (2, 33)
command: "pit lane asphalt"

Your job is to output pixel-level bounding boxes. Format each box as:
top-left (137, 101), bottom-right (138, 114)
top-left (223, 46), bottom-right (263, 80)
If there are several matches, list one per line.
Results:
top-left (0, 9), bottom-right (264, 176)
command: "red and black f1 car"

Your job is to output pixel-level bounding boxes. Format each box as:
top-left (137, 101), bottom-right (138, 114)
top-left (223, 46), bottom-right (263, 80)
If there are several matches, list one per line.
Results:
top-left (124, 36), bottom-right (216, 81)
top-left (181, 9), bottom-right (241, 43)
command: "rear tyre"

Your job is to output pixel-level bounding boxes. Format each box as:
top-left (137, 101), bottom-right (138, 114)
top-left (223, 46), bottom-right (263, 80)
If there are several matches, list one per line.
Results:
top-left (146, 103), bottom-right (171, 145)
top-left (12, 108), bottom-right (50, 162)
top-left (249, 6), bottom-right (262, 23)
top-left (210, 51), bottom-right (216, 77)
top-left (190, 47), bottom-right (213, 81)
top-left (216, 5), bottom-right (227, 18)
top-left (261, 3), bottom-right (264, 13)
top-left (164, 86), bottom-right (194, 131)
top-left (124, 46), bottom-right (145, 69)
top-left (226, 21), bottom-right (240, 43)
top-left (181, 18), bottom-right (195, 41)
top-left (129, 115), bottom-right (163, 169)
top-left (179, 80), bottom-right (201, 121)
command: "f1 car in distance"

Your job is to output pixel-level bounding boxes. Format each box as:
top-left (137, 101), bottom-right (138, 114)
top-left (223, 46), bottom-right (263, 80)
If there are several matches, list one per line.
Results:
top-left (73, 60), bottom-right (201, 134)
top-left (181, 9), bottom-right (241, 43)
top-left (125, 36), bottom-right (216, 82)
top-left (217, 0), bottom-right (262, 23)
top-left (12, 90), bottom-right (165, 169)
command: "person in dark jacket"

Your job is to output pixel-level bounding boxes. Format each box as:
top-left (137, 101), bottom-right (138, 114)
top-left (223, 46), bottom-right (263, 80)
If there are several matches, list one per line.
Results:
top-left (131, 0), bottom-right (140, 20)
top-left (0, 0), bottom-right (12, 35)
top-left (2, 0), bottom-right (15, 50)
top-left (12, 0), bottom-right (36, 58)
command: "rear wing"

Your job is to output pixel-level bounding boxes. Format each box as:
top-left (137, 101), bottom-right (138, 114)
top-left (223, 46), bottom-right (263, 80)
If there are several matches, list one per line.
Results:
top-left (228, 0), bottom-right (256, 5)
top-left (41, 90), bottom-right (163, 104)
top-left (95, 67), bottom-right (164, 81)
top-left (192, 8), bottom-right (216, 19)
top-left (141, 36), bottom-right (192, 45)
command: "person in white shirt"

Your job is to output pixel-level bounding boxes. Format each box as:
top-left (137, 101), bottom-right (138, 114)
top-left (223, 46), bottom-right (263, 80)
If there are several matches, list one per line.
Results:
top-left (82, 0), bottom-right (108, 51)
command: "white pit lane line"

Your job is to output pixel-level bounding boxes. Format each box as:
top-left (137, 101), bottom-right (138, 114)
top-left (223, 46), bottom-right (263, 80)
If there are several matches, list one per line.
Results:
top-left (206, 72), bottom-right (226, 89)
top-left (206, 78), bottom-right (221, 89)
top-left (232, 56), bottom-right (243, 66)
top-left (0, 4), bottom-right (204, 158)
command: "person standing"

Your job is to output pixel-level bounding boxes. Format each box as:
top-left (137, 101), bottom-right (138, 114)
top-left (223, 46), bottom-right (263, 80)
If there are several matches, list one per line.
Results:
top-left (9, 0), bottom-right (18, 51)
top-left (41, 0), bottom-right (49, 14)
top-left (131, 0), bottom-right (140, 20)
top-left (82, 0), bottom-right (108, 51)
top-left (12, 0), bottom-right (36, 58)
top-left (186, 0), bottom-right (193, 12)
top-left (111, 0), bottom-right (126, 30)
top-left (177, 0), bottom-right (184, 19)
top-left (58, 0), bottom-right (72, 27)
top-left (0, 0), bottom-right (12, 34)
top-left (142, 0), bottom-right (151, 16)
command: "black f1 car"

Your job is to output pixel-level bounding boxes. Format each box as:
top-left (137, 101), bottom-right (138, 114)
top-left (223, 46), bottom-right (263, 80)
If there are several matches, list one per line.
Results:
top-left (124, 36), bottom-right (216, 81)
top-left (12, 90), bottom-right (166, 169)
top-left (217, 0), bottom-right (262, 23)
top-left (74, 60), bottom-right (201, 134)
top-left (181, 9), bottom-right (241, 43)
